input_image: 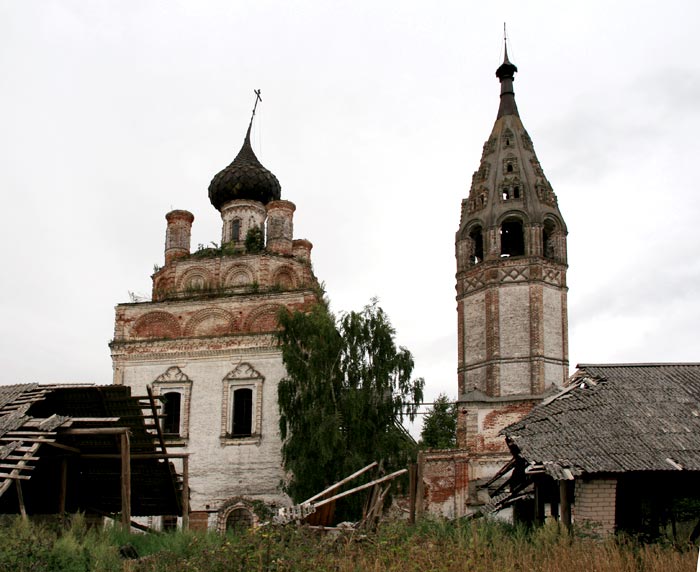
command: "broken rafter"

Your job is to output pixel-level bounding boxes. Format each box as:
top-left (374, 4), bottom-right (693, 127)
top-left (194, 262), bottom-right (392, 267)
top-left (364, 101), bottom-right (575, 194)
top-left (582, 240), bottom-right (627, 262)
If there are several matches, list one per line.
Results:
top-left (314, 469), bottom-right (408, 509)
top-left (302, 462), bottom-right (378, 505)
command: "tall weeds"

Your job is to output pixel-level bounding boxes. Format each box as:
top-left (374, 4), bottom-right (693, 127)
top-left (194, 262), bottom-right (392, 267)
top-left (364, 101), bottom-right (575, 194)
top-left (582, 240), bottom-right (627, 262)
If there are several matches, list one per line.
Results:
top-left (0, 516), bottom-right (696, 571)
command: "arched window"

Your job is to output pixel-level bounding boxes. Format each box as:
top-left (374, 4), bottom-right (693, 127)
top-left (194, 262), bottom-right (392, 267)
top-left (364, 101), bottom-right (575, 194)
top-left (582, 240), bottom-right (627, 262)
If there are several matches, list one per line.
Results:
top-left (162, 392), bottom-right (181, 436)
top-left (231, 219), bottom-right (241, 242)
top-left (226, 507), bottom-right (254, 533)
top-left (469, 226), bottom-right (484, 264)
top-left (543, 219), bottom-right (558, 260)
top-left (500, 218), bottom-right (525, 257)
top-left (232, 388), bottom-right (253, 437)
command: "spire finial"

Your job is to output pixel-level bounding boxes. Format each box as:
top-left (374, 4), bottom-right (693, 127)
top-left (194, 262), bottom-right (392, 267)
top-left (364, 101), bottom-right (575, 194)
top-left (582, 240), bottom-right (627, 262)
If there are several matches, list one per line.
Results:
top-left (495, 27), bottom-right (519, 118)
top-left (246, 89), bottom-right (262, 139)
top-left (503, 23), bottom-right (510, 64)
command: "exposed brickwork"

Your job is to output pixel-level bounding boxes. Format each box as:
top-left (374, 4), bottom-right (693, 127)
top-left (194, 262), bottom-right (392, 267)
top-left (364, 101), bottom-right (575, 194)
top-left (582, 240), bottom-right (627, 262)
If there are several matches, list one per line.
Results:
top-left (188, 511), bottom-right (211, 531)
top-left (449, 59), bottom-right (570, 516)
top-left (574, 477), bottom-right (617, 536)
top-left (112, 193), bottom-right (320, 530)
top-left (421, 450), bottom-right (471, 518)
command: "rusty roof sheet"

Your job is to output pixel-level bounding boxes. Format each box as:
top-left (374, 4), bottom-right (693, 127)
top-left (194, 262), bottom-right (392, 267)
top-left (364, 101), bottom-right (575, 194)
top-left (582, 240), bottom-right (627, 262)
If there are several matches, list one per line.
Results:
top-left (503, 364), bottom-right (700, 478)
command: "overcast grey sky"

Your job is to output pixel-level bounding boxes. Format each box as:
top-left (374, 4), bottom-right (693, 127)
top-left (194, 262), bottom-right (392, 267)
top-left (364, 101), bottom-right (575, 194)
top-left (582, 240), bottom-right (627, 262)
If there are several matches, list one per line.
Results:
top-left (2, 1), bottom-right (699, 415)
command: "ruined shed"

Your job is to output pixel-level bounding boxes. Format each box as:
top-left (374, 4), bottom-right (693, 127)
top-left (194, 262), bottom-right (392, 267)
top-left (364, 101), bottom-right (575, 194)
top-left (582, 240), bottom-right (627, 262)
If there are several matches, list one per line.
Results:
top-left (501, 364), bottom-right (700, 537)
top-left (0, 384), bottom-right (183, 523)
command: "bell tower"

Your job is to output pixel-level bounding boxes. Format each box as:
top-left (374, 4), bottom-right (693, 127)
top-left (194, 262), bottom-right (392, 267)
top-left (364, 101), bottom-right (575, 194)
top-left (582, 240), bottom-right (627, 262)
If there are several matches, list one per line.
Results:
top-left (455, 46), bottom-right (568, 461)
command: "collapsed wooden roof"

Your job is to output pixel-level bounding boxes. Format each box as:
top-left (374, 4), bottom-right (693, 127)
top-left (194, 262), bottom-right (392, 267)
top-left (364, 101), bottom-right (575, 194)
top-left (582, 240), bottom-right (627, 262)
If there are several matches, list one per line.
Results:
top-left (503, 364), bottom-right (700, 480)
top-left (0, 383), bottom-right (182, 517)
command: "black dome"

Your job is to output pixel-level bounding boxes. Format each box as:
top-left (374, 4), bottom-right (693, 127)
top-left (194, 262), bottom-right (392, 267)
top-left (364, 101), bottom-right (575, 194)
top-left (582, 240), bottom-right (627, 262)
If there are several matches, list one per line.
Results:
top-left (208, 126), bottom-right (281, 210)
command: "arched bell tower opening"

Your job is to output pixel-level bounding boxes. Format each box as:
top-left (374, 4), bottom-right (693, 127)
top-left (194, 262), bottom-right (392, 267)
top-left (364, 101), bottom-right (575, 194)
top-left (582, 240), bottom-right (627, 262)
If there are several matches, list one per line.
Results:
top-left (454, 42), bottom-right (569, 502)
top-left (500, 217), bottom-right (525, 257)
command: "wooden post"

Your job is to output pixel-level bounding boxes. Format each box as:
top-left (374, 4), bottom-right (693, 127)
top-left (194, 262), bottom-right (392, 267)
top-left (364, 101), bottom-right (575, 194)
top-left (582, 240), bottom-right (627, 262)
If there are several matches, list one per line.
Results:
top-left (181, 456), bottom-right (189, 531)
top-left (534, 480), bottom-right (544, 525)
top-left (15, 480), bottom-right (27, 520)
top-left (120, 432), bottom-right (131, 529)
top-left (415, 451), bottom-right (425, 520)
top-left (408, 463), bottom-right (417, 525)
top-left (58, 458), bottom-right (68, 514)
top-left (559, 480), bottom-right (571, 532)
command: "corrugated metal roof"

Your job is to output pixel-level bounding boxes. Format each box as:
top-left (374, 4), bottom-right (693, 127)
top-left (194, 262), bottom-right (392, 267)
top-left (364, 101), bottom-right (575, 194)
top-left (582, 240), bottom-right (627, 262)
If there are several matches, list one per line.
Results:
top-left (504, 364), bottom-right (700, 478)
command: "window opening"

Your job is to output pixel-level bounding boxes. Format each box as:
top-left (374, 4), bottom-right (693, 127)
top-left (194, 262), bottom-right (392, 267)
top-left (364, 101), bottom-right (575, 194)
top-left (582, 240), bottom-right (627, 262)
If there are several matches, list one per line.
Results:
top-left (513, 186), bottom-right (520, 199)
top-left (502, 190), bottom-right (509, 201)
top-left (469, 226), bottom-right (484, 264)
top-left (226, 508), bottom-right (254, 533)
top-left (543, 219), bottom-right (557, 260)
top-left (232, 388), bottom-right (253, 437)
top-left (231, 219), bottom-right (241, 242)
top-left (507, 163), bottom-right (513, 173)
top-left (162, 392), bottom-right (181, 436)
top-left (500, 219), bottom-right (525, 257)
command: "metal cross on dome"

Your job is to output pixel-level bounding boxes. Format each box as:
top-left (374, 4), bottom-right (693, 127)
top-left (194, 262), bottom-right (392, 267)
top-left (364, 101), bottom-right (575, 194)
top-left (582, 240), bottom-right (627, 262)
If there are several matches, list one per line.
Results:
top-left (251, 89), bottom-right (262, 120)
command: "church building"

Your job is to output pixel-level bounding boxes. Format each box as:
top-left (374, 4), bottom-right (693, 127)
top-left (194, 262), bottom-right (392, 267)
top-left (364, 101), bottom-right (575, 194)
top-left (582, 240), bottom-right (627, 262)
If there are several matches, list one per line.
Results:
top-left (110, 106), bottom-right (320, 530)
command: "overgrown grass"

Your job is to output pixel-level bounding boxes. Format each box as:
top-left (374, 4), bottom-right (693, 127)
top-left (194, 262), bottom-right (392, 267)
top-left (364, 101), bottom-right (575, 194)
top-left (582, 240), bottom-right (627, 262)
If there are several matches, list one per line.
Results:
top-left (0, 516), bottom-right (696, 571)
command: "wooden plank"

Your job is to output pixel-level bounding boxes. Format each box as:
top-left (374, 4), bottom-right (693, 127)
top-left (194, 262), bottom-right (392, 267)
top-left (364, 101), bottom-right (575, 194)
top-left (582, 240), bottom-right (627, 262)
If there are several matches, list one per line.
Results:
top-left (60, 427), bottom-right (129, 435)
top-left (81, 453), bottom-right (190, 460)
top-left (120, 432), bottom-right (131, 528)
top-left (44, 442), bottom-right (81, 454)
top-left (146, 387), bottom-right (168, 455)
top-left (0, 464), bottom-right (34, 471)
top-left (302, 462), bottom-right (378, 505)
top-left (15, 480), bottom-right (27, 520)
top-left (182, 456), bottom-right (189, 530)
top-left (559, 480), bottom-right (571, 532)
top-left (0, 437), bottom-right (55, 443)
top-left (59, 458), bottom-right (68, 514)
top-left (314, 469), bottom-right (407, 509)
top-left (408, 463), bottom-right (417, 525)
top-left (416, 451), bottom-right (425, 520)
top-left (5, 431), bottom-right (57, 437)
top-left (0, 473), bottom-right (31, 480)
top-left (68, 417), bottom-right (121, 423)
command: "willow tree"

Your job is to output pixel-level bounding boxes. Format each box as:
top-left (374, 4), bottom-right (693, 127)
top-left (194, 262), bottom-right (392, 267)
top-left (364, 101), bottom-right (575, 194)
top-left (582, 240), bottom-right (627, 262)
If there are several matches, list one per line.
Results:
top-left (277, 299), bottom-right (424, 512)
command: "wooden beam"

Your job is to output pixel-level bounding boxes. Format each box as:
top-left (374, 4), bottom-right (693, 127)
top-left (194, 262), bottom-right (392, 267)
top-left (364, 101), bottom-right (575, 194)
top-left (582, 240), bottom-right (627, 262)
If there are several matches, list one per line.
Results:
top-left (182, 456), bottom-right (189, 530)
top-left (59, 458), bottom-right (68, 514)
top-left (81, 453), bottom-right (190, 460)
top-left (559, 480), bottom-right (571, 532)
top-left (408, 463), bottom-right (417, 525)
top-left (0, 464), bottom-right (34, 471)
top-left (67, 417), bottom-right (121, 423)
top-left (416, 451), bottom-right (425, 520)
top-left (314, 469), bottom-right (408, 509)
top-left (0, 473), bottom-right (31, 480)
top-left (0, 437), bottom-right (55, 443)
top-left (15, 480), bottom-right (27, 520)
top-left (5, 431), bottom-right (58, 437)
top-left (302, 462), bottom-right (378, 505)
top-left (120, 432), bottom-right (131, 529)
top-left (61, 427), bottom-right (129, 435)
top-left (44, 442), bottom-right (81, 454)
top-left (534, 480), bottom-right (544, 525)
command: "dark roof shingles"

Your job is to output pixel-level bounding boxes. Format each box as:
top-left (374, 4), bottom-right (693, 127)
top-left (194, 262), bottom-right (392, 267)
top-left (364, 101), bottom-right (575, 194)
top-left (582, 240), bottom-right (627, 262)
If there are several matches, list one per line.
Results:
top-left (505, 364), bottom-right (700, 476)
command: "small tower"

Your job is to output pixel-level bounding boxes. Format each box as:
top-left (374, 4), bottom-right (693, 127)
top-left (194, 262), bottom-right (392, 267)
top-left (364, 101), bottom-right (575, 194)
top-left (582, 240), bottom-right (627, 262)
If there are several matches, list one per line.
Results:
top-left (455, 45), bottom-right (568, 468)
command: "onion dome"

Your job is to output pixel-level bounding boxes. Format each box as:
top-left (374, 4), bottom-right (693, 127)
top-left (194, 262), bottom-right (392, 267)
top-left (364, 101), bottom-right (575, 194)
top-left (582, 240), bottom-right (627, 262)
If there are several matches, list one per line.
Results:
top-left (208, 123), bottom-right (281, 210)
